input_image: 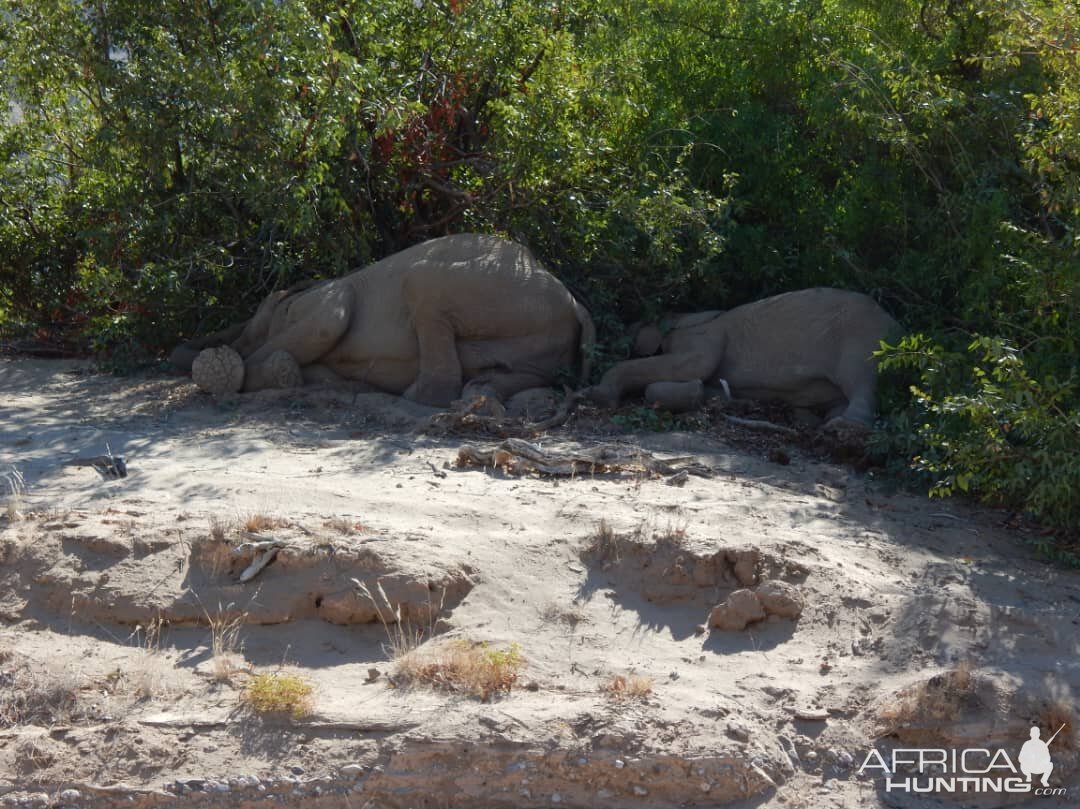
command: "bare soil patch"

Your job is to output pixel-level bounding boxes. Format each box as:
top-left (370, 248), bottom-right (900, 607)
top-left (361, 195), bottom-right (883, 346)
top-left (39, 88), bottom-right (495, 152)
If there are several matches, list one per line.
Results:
top-left (0, 357), bottom-right (1077, 808)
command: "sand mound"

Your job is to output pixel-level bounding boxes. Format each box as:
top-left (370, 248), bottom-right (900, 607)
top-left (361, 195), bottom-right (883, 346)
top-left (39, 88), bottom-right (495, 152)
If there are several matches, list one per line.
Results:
top-left (1, 513), bottom-right (474, 628)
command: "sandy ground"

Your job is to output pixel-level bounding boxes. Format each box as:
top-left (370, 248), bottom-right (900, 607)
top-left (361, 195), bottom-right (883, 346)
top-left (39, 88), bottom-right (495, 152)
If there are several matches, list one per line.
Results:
top-left (0, 357), bottom-right (1077, 809)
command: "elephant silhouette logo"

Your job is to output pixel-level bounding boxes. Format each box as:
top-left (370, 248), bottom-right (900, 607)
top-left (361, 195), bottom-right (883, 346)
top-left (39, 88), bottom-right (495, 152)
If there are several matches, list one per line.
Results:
top-left (1019, 725), bottom-right (1065, 788)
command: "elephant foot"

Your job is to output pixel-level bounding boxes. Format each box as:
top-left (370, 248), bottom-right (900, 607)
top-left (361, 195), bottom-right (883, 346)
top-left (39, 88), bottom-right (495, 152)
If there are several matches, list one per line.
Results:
top-left (460, 380), bottom-right (500, 402)
top-left (821, 415), bottom-right (871, 434)
top-left (505, 387), bottom-right (559, 421)
top-left (191, 346), bottom-right (245, 394)
top-left (583, 383), bottom-right (619, 409)
top-left (243, 350), bottom-right (304, 391)
top-left (266, 350), bottom-right (304, 389)
top-left (644, 380), bottom-right (705, 413)
top-left (404, 375), bottom-right (462, 408)
top-left (820, 416), bottom-right (871, 455)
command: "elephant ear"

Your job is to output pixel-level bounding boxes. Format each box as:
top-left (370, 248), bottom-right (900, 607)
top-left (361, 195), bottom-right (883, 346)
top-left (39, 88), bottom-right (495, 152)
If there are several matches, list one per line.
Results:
top-left (632, 323), bottom-right (664, 357)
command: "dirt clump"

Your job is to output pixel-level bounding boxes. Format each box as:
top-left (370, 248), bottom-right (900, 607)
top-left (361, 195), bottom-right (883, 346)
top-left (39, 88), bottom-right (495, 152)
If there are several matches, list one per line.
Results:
top-left (708, 580), bottom-right (804, 631)
top-left (708, 588), bottom-right (767, 630)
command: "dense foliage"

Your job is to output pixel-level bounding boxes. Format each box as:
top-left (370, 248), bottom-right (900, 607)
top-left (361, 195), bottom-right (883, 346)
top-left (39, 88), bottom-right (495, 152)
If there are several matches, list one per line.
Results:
top-left (1, 1), bottom-right (1077, 540)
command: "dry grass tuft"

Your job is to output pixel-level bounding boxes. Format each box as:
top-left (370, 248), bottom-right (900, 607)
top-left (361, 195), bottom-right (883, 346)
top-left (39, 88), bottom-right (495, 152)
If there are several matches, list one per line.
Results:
top-left (949, 658), bottom-right (973, 691)
top-left (189, 531), bottom-right (235, 578)
top-left (1040, 700), bottom-right (1076, 751)
top-left (243, 512), bottom-right (283, 533)
top-left (208, 513), bottom-right (232, 542)
top-left (654, 519), bottom-right (689, 548)
top-left (878, 662), bottom-right (977, 731)
top-left (206, 607), bottom-right (247, 683)
top-left (393, 640), bottom-right (525, 701)
top-left (0, 663), bottom-right (82, 728)
top-left (242, 672), bottom-right (314, 719)
top-left (353, 579), bottom-right (441, 661)
top-left (600, 672), bottom-right (654, 701)
top-left (537, 601), bottom-right (587, 629)
top-left (127, 616), bottom-right (173, 699)
top-left (4, 467), bottom-right (25, 522)
top-left (584, 518), bottom-right (623, 561)
top-left (324, 516), bottom-right (365, 535)
top-left (15, 736), bottom-right (55, 771)
top-left (130, 615), bottom-right (166, 653)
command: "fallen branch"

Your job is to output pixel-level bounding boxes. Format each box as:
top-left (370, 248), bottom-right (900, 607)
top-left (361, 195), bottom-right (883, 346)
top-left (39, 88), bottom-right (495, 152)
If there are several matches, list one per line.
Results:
top-left (722, 415), bottom-right (799, 437)
top-left (233, 538), bottom-right (285, 553)
top-left (63, 452), bottom-right (128, 478)
top-left (418, 388), bottom-right (582, 437)
top-left (237, 544), bottom-right (282, 582)
top-left (456, 438), bottom-right (711, 479)
top-left (790, 707), bottom-right (830, 722)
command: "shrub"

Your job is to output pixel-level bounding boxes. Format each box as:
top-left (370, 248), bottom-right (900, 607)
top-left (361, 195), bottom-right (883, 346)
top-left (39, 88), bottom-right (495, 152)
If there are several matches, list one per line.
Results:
top-left (2, 0), bottom-right (1077, 547)
top-left (877, 334), bottom-right (1080, 545)
top-left (393, 640), bottom-right (524, 702)
top-left (243, 672), bottom-right (314, 719)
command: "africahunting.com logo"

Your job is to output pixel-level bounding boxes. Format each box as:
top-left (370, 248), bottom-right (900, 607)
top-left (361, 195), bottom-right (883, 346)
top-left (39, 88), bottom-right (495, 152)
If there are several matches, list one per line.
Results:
top-left (859, 724), bottom-right (1068, 796)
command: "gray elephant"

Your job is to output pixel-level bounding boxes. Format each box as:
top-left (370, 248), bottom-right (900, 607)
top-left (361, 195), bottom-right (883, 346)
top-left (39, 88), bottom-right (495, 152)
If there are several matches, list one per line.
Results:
top-left (586, 288), bottom-right (898, 425)
top-left (171, 234), bottom-right (595, 407)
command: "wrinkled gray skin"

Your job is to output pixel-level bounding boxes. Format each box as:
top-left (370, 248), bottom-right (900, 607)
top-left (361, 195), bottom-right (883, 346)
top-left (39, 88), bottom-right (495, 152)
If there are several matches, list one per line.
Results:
top-left (587, 288), bottom-right (899, 425)
top-left (172, 234), bottom-right (595, 407)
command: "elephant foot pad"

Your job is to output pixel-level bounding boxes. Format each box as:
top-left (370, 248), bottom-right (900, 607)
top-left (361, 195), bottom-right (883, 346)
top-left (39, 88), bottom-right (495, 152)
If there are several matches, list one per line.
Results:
top-left (192, 345), bottom-right (245, 394)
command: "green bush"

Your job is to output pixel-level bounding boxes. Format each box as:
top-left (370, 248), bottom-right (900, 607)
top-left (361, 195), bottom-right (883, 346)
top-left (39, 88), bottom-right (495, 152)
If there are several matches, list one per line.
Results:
top-left (1, 1), bottom-right (1077, 539)
top-left (879, 335), bottom-right (1080, 536)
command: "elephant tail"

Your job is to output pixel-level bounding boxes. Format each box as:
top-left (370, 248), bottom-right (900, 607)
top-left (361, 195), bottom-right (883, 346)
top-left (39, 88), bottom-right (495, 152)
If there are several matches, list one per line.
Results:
top-left (573, 299), bottom-right (596, 386)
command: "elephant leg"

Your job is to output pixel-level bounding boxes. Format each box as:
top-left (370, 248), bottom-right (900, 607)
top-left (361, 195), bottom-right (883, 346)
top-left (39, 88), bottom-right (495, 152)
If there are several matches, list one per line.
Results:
top-left (456, 335), bottom-right (570, 401)
top-left (232, 280), bottom-right (325, 358)
top-left (587, 351), bottom-right (719, 407)
top-left (232, 290), bottom-right (292, 358)
top-left (829, 350), bottom-right (879, 425)
top-left (835, 387), bottom-right (877, 425)
top-left (404, 318), bottom-right (462, 407)
top-left (242, 286), bottom-right (355, 391)
top-left (464, 371), bottom-right (554, 402)
top-left (302, 363), bottom-right (382, 394)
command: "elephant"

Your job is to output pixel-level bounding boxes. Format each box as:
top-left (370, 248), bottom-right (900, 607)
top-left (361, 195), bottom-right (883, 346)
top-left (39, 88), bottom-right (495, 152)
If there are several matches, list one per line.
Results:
top-left (585, 288), bottom-right (899, 425)
top-left (170, 234), bottom-right (595, 407)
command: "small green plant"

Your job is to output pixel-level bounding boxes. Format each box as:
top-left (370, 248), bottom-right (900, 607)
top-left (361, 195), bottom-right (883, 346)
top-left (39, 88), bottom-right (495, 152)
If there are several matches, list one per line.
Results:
top-left (1027, 538), bottom-right (1080, 569)
top-left (611, 406), bottom-right (678, 432)
top-left (482, 642), bottom-right (524, 674)
top-left (242, 672), bottom-right (314, 719)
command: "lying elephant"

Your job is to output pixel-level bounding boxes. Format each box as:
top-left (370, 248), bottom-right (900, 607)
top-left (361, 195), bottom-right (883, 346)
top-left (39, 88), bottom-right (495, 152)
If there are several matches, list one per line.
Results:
top-left (586, 288), bottom-right (898, 425)
top-left (171, 234), bottom-right (595, 407)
